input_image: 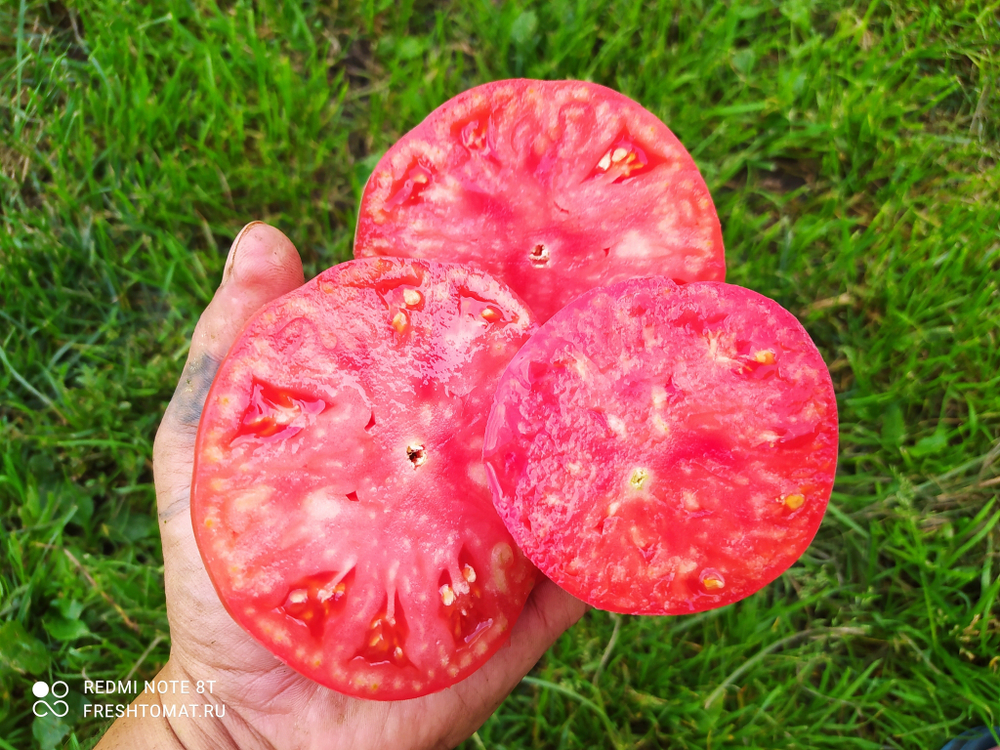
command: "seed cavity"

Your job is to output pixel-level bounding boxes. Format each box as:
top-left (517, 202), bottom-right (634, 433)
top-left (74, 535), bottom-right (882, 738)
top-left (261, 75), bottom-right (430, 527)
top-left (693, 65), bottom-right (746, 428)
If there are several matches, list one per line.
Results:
top-left (700, 569), bottom-right (725, 591)
top-left (280, 569), bottom-right (353, 639)
top-left (459, 289), bottom-right (511, 326)
top-left (439, 552), bottom-right (491, 647)
top-left (529, 244), bottom-right (550, 267)
top-left (738, 347), bottom-right (779, 380)
top-left (357, 594), bottom-right (409, 667)
top-left (365, 412), bottom-right (376, 431)
top-left (406, 444), bottom-right (427, 467)
top-left (385, 161), bottom-right (433, 209)
top-left (481, 306), bottom-right (501, 322)
top-left (591, 135), bottom-right (655, 182)
top-left (460, 118), bottom-right (488, 150)
top-left (234, 380), bottom-right (327, 445)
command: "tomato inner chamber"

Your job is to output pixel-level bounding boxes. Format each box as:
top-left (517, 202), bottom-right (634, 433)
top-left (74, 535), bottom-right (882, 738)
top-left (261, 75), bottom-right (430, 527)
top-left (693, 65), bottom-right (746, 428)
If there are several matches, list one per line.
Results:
top-left (588, 132), bottom-right (661, 183)
top-left (385, 162), bottom-right (434, 209)
top-left (279, 570), bottom-right (352, 639)
top-left (236, 380), bottom-right (327, 443)
top-left (438, 559), bottom-right (492, 646)
top-left (356, 594), bottom-right (410, 667)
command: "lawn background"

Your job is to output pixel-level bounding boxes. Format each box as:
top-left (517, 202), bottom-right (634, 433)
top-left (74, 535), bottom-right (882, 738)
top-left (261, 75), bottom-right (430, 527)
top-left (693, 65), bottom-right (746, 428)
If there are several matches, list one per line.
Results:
top-left (1, 0), bottom-right (999, 748)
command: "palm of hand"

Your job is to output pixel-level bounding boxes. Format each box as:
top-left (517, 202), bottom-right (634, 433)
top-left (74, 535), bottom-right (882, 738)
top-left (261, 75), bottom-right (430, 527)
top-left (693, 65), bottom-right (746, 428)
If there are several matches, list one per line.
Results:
top-left (149, 224), bottom-right (587, 750)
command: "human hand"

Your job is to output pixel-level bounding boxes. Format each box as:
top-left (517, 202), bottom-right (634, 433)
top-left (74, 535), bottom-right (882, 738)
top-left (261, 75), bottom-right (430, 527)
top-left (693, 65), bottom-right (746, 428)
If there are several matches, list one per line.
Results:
top-left (97, 222), bottom-right (588, 750)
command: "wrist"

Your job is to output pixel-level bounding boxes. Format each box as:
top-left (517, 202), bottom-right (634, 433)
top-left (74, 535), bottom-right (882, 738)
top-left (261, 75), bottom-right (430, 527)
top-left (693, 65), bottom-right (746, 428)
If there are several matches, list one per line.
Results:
top-left (93, 660), bottom-right (238, 750)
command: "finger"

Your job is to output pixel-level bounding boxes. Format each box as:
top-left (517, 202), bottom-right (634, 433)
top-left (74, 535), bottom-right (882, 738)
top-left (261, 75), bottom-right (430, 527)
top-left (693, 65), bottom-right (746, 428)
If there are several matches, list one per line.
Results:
top-left (489, 576), bottom-right (589, 683)
top-left (516, 577), bottom-right (591, 646)
top-left (424, 576), bottom-right (589, 747)
top-left (153, 222), bottom-right (305, 526)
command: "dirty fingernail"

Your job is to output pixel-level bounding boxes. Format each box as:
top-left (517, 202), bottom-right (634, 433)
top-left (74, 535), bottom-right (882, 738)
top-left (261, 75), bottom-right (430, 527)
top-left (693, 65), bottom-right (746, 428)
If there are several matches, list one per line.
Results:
top-left (224, 221), bottom-right (265, 279)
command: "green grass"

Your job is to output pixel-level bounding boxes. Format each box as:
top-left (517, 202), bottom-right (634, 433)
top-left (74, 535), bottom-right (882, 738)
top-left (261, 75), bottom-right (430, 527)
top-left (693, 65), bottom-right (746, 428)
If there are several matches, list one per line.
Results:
top-left (1, 0), bottom-right (998, 748)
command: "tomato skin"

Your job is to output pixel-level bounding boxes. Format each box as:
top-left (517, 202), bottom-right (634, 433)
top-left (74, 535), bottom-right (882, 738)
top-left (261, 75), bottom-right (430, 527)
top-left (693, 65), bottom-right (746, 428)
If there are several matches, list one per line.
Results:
top-left (355, 79), bottom-right (725, 322)
top-left (192, 258), bottom-right (538, 699)
top-left (484, 278), bottom-right (838, 615)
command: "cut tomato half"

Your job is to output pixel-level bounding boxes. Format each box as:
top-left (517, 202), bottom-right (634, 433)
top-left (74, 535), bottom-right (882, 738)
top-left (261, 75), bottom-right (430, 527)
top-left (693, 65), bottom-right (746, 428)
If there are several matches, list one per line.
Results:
top-left (355, 79), bottom-right (725, 322)
top-left (483, 278), bottom-right (838, 615)
top-left (192, 258), bottom-right (538, 699)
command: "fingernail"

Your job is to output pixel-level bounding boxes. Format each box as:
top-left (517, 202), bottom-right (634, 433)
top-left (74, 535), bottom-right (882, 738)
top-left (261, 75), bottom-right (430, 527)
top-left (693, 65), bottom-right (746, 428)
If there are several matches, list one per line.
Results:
top-left (224, 221), bottom-right (265, 279)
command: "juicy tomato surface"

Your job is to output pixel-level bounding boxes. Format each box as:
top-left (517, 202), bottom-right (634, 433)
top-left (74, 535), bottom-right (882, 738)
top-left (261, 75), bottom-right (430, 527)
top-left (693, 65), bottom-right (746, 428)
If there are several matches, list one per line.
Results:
top-left (354, 79), bottom-right (725, 323)
top-left (484, 278), bottom-right (838, 615)
top-left (192, 258), bottom-right (538, 699)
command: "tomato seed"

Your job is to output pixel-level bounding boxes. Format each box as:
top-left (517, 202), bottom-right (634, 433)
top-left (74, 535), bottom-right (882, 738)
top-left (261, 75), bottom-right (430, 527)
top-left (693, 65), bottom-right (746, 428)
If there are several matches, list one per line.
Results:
top-left (440, 585), bottom-right (456, 606)
top-left (628, 468), bottom-right (649, 491)
top-left (391, 311), bottom-right (408, 333)
top-left (700, 569), bottom-right (726, 591)
top-left (784, 494), bottom-right (806, 510)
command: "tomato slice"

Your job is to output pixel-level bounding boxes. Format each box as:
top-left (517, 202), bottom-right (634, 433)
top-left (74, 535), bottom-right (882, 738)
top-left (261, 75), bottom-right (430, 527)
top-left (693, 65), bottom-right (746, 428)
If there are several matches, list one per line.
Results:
top-left (192, 258), bottom-right (538, 699)
top-left (483, 279), bottom-right (838, 615)
top-left (354, 79), bottom-right (725, 322)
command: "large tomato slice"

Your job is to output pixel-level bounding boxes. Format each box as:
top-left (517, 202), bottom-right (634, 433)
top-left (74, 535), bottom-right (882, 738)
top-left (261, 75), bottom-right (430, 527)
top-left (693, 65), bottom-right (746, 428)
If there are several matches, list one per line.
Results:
top-left (354, 79), bottom-right (725, 322)
top-left (192, 258), bottom-right (538, 699)
top-left (483, 278), bottom-right (838, 615)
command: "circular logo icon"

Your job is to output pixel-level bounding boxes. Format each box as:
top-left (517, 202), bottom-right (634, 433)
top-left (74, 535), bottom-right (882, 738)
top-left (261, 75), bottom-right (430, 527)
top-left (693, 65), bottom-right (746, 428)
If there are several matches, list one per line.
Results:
top-left (31, 680), bottom-right (69, 718)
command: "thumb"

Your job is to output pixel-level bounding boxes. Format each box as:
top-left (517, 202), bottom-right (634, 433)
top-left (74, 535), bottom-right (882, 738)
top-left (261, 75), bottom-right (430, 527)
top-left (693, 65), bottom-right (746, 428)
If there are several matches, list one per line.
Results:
top-left (153, 222), bottom-right (305, 532)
